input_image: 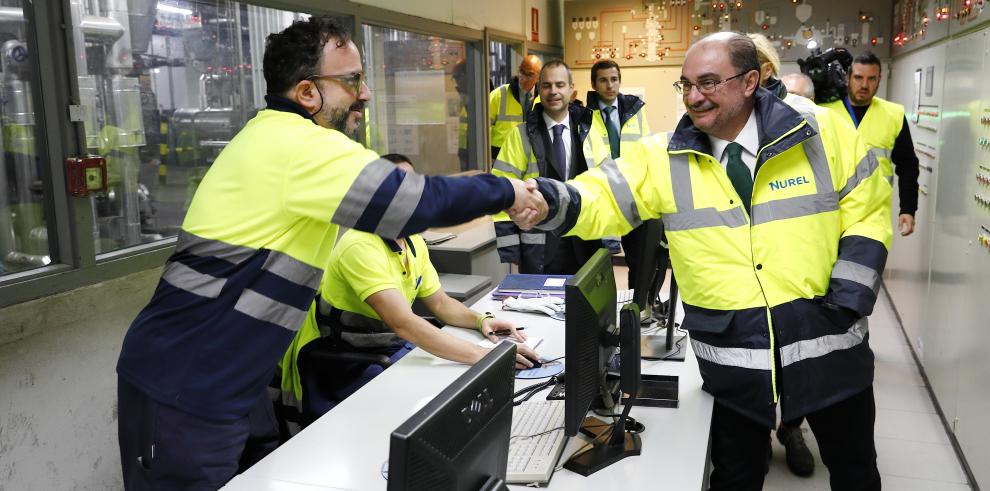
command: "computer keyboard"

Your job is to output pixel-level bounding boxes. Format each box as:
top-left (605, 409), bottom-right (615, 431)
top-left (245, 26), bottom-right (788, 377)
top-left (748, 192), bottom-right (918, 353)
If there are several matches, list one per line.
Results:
top-left (617, 288), bottom-right (634, 304)
top-left (507, 399), bottom-right (567, 484)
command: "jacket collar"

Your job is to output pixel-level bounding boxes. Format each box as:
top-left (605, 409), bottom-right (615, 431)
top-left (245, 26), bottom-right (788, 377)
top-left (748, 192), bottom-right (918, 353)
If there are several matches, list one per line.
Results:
top-left (526, 101), bottom-right (593, 135)
top-left (585, 91), bottom-right (645, 126)
top-left (264, 94), bottom-right (318, 124)
top-left (764, 77), bottom-right (788, 100)
top-left (382, 236), bottom-right (417, 256)
top-left (668, 87), bottom-right (813, 166)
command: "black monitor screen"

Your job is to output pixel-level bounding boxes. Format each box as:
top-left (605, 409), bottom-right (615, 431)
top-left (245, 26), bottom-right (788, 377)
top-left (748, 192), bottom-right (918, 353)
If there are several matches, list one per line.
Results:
top-left (564, 249), bottom-right (617, 436)
top-left (387, 342), bottom-right (516, 491)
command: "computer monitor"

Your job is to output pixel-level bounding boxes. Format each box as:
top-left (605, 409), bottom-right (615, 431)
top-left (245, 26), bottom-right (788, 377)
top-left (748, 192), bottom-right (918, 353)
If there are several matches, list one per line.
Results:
top-left (563, 248), bottom-right (619, 437)
top-left (562, 249), bottom-right (642, 475)
top-left (631, 219), bottom-right (686, 361)
top-left (387, 342), bottom-right (516, 491)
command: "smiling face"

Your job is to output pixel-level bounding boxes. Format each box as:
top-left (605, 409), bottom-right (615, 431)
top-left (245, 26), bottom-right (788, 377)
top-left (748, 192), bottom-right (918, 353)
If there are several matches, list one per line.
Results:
top-left (848, 62), bottom-right (880, 106)
top-left (539, 65), bottom-right (573, 119)
top-left (680, 38), bottom-right (759, 141)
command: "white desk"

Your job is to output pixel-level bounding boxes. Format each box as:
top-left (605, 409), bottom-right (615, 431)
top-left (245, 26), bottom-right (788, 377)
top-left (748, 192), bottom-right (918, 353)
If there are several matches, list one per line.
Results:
top-left (226, 293), bottom-right (713, 491)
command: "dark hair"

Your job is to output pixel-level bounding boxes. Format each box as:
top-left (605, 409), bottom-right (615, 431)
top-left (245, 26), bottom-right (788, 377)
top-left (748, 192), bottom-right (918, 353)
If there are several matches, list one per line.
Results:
top-left (381, 153), bottom-right (413, 168)
top-left (591, 59), bottom-right (621, 84)
top-left (263, 16), bottom-right (352, 95)
top-left (852, 51), bottom-right (882, 68)
top-left (539, 59), bottom-right (573, 85)
top-left (724, 32), bottom-right (761, 76)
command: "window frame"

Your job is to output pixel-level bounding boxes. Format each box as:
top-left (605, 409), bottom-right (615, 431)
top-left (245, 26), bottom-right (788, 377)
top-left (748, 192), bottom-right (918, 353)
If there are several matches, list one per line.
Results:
top-left (0, 0), bottom-right (494, 309)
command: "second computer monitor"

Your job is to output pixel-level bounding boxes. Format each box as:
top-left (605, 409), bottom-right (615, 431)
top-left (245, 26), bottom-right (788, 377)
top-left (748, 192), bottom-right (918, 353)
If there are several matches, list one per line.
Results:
top-left (387, 342), bottom-right (516, 491)
top-left (564, 248), bottom-right (618, 437)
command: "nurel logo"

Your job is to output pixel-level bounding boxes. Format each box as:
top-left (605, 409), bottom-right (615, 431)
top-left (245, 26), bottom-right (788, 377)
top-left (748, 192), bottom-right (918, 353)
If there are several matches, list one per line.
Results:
top-left (769, 176), bottom-right (810, 191)
top-left (460, 388), bottom-right (495, 426)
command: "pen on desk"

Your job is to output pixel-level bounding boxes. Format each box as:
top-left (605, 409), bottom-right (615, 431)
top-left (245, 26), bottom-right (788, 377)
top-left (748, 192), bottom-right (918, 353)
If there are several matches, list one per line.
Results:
top-left (492, 327), bottom-right (525, 336)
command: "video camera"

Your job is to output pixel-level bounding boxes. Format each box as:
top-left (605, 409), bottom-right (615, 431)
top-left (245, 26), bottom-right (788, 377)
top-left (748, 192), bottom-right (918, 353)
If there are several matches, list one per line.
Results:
top-left (797, 47), bottom-right (853, 104)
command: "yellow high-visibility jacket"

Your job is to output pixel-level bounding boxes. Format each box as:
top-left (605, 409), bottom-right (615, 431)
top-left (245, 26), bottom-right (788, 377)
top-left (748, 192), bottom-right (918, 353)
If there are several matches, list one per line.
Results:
top-left (535, 89), bottom-right (891, 426)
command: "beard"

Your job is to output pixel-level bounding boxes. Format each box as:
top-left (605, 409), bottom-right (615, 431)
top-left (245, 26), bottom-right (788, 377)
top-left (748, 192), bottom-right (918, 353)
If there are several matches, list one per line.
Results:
top-left (317, 104), bottom-right (353, 138)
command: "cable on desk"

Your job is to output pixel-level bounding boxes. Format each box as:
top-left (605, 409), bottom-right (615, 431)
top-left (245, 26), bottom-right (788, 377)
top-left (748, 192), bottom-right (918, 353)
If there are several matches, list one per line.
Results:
top-left (512, 374), bottom-right (561, 406)
top-left (510, 426), bottom-right (565, 441)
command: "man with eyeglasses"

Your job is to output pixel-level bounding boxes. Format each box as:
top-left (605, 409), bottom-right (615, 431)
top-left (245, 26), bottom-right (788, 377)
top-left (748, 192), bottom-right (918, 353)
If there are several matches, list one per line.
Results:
top-left (115, 17), bottom-right (545, 490)
top-left (510, 32), bottom-right (889, 491)
top-left (489, 54), bottom-right (542, 159)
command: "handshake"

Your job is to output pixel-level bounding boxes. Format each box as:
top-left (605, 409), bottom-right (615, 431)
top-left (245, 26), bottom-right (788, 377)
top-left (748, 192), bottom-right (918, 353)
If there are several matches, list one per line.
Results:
top-left (507, 178), bottom-right (549, 230)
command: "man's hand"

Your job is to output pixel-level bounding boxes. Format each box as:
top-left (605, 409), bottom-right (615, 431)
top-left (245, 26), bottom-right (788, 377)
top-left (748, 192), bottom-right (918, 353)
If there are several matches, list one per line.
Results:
top-left (480, 317), bottom-right (527, 344)
top-left (513, 344), bottom-right (540, 369)
top-left (898, 213), bottom-right (915, 236)
top-left (506, 178), bottom-right (548, 230)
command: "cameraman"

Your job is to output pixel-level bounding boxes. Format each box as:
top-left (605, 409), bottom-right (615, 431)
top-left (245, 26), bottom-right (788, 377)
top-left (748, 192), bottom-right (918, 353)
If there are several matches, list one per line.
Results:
top-left (821, 51), bottom-right (920, 236)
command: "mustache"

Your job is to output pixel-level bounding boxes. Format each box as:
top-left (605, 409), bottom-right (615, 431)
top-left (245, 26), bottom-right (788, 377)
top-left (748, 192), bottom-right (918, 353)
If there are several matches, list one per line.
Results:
top-left (688, 101), bottom-right (716, 111)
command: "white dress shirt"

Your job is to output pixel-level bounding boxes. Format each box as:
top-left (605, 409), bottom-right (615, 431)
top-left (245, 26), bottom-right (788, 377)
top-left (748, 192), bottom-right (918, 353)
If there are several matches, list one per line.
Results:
top-left (598, 98), bottom-right (621, 131)
top-left (543, 111), bottom-right (572, 178)
top-left (708, 109), bottom-right (759, 177)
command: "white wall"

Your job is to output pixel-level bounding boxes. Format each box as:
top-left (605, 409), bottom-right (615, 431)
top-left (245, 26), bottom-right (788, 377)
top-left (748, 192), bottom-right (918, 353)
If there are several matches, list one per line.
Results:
top-left (0, 268), bottom-right (161, 490)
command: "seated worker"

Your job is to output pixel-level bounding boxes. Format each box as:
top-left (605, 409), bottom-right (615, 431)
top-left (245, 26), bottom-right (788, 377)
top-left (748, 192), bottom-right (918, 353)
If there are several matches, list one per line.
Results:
top-left (281, 154), bottom-right (539, 425)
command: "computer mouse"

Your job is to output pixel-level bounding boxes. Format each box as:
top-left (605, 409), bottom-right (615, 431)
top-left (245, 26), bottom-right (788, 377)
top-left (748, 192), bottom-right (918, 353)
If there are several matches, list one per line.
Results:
top-left (526, 358), bottom-right (543, 369)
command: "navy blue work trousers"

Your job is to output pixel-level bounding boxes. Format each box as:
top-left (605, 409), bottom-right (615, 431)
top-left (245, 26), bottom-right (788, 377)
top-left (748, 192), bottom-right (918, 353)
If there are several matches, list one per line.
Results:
top-left (117, 377), bottom-right (279, 490)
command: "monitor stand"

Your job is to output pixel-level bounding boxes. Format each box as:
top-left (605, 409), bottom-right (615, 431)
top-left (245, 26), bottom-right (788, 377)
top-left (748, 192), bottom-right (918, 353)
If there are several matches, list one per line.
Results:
top-left (564, 416), bottom-right (642, 476)
top-left (478, 475), bottom-right (509, 491)
top-left (641, 283), bottom-right (686, 361)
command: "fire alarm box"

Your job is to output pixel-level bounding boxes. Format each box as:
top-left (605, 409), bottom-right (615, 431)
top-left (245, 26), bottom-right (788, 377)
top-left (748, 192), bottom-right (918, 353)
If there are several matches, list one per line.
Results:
top-left (66, 155), bottom-right (107, 197)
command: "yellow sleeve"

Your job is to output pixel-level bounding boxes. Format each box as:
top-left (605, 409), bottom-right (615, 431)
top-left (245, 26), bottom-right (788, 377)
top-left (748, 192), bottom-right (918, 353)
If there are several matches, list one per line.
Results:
top-left (489, 87), bottom-right (501, 125)
top-left (639, 107), bottom-right (651, 136)
top-left (826, 114), bottom-right (893, 248)
top-left (563, 134), bottom-right (669, 240)
top-left (283, 131), bottom-right (382, 221)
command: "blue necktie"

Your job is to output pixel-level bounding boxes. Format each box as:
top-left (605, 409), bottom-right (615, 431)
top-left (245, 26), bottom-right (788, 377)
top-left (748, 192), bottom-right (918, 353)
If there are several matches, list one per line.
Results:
top-left (725, 142), bottom-right (753, 212)
top-left (552, 124), bottom-right (567, 179)
top-left (603, 106), bottom-right (620, 158)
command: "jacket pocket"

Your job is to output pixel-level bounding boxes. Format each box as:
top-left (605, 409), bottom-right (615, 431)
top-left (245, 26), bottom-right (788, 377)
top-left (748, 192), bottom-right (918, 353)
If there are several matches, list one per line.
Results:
top-left (681, 303), bottom-right (735, 334)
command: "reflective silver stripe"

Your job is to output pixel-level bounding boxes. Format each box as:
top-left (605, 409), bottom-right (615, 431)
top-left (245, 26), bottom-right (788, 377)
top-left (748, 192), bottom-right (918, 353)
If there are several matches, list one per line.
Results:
top-left (500, 115), bottom-right (523, 122)
top-left (538, 179), bottom-right (571, 231)
top-left (801, 132), bottom-right (833, 195)
top-left (831, 259), bottom-right (881, 293)
top-left (599, 158), bottom-right (641, 228)
top-left (234, 288), bottom-right (307, 331)
top-left (161, 261), bottom-right (226, 298)
top-left (332, 159), bottom-right (395, 229)
top-left (497, 235), bottom-right (520, 248)
top-left (525, 158), bottom-right (539, 178)
top-left (636, 111), bottom-right (644, 135)
top-left (780, 319), bottom-right (869, 367)
top-left (668, 153), bottom-right (694, 212)
top-left (585, 157), bottom-right (596, 168)
top-left (620, 133), bottom-right (641, 142)
top-left (662, 206), bottom-right (748, 231)
top-left (838, 152), bottom-right (880, 200)
top-left (375, 171), bottom-right (426, 239)
top-left (690, 338), bottom-right (771, 370)
top-left (262, 251), bottom-right (322, 290)
top-left (517, 125), bottom-right (532, 158)
top-left (521, 232), bottom-right (546, 245)
top-left (498, 85), bottom-right (508, 118)
top-left (750, 192), bottom-right (838, 225)
top-left (493, 159), bottom-right (523, 179)
top-left (176, 231), bottom-right (255, 264)
top-left (318, 295), bottom-right (332, 316)
top-left (869, 147), bottom-right (891, 160)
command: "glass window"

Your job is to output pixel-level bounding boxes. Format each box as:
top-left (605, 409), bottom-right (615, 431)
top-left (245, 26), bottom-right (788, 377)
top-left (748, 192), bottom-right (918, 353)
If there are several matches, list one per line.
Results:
top-left (363, 25), bottom-right (479, 174)
top-left (67, 1), bottom-right (307, 253)
top-left (489, 41), bottom-right (521, 91)
top-left (0, 2), bottom-right (52, 277)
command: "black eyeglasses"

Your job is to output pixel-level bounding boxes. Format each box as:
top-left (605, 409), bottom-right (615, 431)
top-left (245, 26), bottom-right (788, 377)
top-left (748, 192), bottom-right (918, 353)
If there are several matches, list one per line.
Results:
top-left (673, 71), bottom-right (749, 95)
top-left (307, 72), bottom-right (366, 94)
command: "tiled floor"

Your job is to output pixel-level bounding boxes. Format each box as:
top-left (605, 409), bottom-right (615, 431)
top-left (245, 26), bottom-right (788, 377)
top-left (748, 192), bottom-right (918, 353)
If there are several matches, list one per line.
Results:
top-left (763, 287), bottom-right (971, 490)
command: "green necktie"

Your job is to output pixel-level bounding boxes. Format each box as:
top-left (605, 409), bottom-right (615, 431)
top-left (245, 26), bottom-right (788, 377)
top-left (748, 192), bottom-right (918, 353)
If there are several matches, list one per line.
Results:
top-left (725, 142), bottom-right (753, 212)
top-left (603, 106), bottom-right (620, 158)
